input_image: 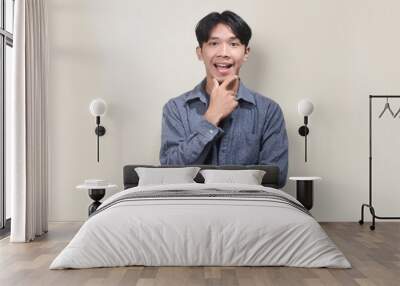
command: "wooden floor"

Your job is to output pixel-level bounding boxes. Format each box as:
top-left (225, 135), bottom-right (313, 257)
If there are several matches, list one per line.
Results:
top-left (0, 222), bottom-right (399, 286)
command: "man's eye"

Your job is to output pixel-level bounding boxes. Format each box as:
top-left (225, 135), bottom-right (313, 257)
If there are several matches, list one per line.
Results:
top-left (231, 42), bottom-right (240, 47)
top-left (209, 42), bottom-right (218, 46)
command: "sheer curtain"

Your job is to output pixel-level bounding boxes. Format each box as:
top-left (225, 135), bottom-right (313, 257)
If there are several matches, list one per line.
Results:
top-left (9, 0), bottom-right (48, 242)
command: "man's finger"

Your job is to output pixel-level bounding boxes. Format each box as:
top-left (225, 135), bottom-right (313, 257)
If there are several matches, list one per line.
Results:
top-left (226, 78), bottom-right (239, 92)
top-left (220, 75), bottom-right (239, 91)
top-left (212, 78), bottom-right (219, 93)
top-left (220, 75), bottom-right (237, 90)
top-left (226, 92), bottom-right (238, 100)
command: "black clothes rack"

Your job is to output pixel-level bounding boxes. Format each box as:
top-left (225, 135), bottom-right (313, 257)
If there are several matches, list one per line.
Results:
top-left (359, 95), bottom-right (400, 230)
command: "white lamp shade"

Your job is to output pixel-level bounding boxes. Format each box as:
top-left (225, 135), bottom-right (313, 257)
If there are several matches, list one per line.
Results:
top-left (89, 98), bottom-right (107, 116)
top-left (297, 99), bottom-right (314, 116)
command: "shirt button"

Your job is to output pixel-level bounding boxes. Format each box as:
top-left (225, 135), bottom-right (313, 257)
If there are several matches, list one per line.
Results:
top-left (209, 130), bottom-right (214, 134)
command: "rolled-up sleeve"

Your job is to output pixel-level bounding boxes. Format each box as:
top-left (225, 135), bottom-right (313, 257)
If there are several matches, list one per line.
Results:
top-left (259, 103), bottom-right (289, 188)
top-left (159, 100), bottom-right (223, 165)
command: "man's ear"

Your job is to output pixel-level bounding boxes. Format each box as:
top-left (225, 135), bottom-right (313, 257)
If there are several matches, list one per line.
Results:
top-left (243, 46), bottom-right (250, 62)
top-left (196, 46), bottom-right (203, 61)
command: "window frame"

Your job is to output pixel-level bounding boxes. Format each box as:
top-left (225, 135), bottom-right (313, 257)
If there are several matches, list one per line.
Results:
top-left (0, 0), bottom-right (14, 234)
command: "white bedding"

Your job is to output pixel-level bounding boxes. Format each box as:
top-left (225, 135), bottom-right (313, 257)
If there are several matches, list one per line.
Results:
top-left (50, 183), bottom-right (351, 269)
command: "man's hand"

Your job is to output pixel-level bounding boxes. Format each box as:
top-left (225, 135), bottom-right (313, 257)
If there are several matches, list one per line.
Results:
top-left (204, 75), bottom-right (239, 126)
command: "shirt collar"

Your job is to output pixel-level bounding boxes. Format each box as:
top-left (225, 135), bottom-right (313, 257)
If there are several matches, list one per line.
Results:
top-left (184, 78), bottom-right (256, 105)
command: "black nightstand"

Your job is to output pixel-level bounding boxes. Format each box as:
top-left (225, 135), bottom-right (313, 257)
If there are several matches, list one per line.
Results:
top-left (76, 183), bottom-right (117, 216)
top-left (289, 177), bottom-right (321, 210)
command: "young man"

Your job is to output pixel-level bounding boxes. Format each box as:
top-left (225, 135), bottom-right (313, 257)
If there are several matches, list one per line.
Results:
top-left (159, 11), bottom-right (288, 188)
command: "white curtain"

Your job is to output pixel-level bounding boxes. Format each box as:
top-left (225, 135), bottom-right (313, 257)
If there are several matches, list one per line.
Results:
top-left (9, 0), bottom-right (48, 242)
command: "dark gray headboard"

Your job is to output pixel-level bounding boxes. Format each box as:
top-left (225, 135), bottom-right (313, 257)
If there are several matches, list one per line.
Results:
top-left (123, 165), bottom-right (280, 189)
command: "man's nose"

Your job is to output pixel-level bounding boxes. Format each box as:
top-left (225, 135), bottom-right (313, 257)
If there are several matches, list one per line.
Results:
top-left (217, 43), bottom-right (229, 57)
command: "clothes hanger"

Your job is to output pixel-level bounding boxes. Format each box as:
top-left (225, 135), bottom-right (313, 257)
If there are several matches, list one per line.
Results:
top-left (393, 106), bottom-right (400, 118)
top-left (378, 97), bottom-right (395, 118)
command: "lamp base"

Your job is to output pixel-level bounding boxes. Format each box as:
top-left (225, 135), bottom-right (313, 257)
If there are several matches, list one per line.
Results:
top-left (298, 126), bottom-right (309, 136)
top-left (95, 126), bottom-right (106, 136)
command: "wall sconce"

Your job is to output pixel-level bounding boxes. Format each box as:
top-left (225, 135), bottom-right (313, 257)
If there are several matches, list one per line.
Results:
top-left (297, 99), bottom-right (314, 162)
top-left (89, 98), bottom-right (107, 162)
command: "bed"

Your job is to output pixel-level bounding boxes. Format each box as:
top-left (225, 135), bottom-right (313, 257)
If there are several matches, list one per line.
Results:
top-left (50, 165), bottom-right (351, 269)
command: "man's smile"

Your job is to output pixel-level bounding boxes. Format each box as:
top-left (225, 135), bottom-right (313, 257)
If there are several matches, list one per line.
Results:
top-left (213, 62), bottom-right (234, 75)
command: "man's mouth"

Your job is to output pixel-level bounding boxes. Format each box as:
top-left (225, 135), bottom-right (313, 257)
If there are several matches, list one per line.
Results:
top-left (213, 63), bottom-right (234, 74)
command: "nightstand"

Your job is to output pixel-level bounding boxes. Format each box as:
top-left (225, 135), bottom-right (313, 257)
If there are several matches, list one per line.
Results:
top-left (289, 177), bottom-right (321, 210)
top-left (76, 181), bottom-right (117, 216)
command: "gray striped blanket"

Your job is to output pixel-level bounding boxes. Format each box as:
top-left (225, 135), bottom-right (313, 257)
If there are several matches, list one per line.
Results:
top-left (91, 189), bottom-right (311, 217)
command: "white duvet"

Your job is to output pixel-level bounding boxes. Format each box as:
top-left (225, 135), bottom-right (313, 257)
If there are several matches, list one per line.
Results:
top-left (50, 183), bottom-right (351, 269)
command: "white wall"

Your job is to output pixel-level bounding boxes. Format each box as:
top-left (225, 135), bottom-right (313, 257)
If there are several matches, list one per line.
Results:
top-left (47, 0), bottom-right (400, 222)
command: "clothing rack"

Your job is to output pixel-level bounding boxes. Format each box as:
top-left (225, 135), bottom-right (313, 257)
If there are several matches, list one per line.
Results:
top-left (359, 95), bottom-right (400, 230)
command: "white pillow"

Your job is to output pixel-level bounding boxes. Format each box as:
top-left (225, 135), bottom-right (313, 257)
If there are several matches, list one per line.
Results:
top-left (135, 167), bottom-right (201, 186)
top-left (200, 169), bottom-right (266, 185)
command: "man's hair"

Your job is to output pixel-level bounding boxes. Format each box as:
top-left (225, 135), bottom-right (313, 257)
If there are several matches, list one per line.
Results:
top-left (195, 11), bottom-right (252, 48)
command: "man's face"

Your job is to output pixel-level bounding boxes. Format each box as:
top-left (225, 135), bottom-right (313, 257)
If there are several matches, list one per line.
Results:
top-left (196, 23), bottom-right (250, 83)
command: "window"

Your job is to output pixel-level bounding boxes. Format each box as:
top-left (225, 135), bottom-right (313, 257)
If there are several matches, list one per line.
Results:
top-left (0, 0), bottom-right (14, 235)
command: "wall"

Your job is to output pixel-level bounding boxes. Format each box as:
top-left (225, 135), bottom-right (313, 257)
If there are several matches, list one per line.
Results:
top-left (47, 0), bottom-right (400, 222)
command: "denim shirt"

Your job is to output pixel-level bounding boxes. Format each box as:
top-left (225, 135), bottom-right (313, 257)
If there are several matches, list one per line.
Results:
top-left (159, 79), bottom-right (289, 188)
